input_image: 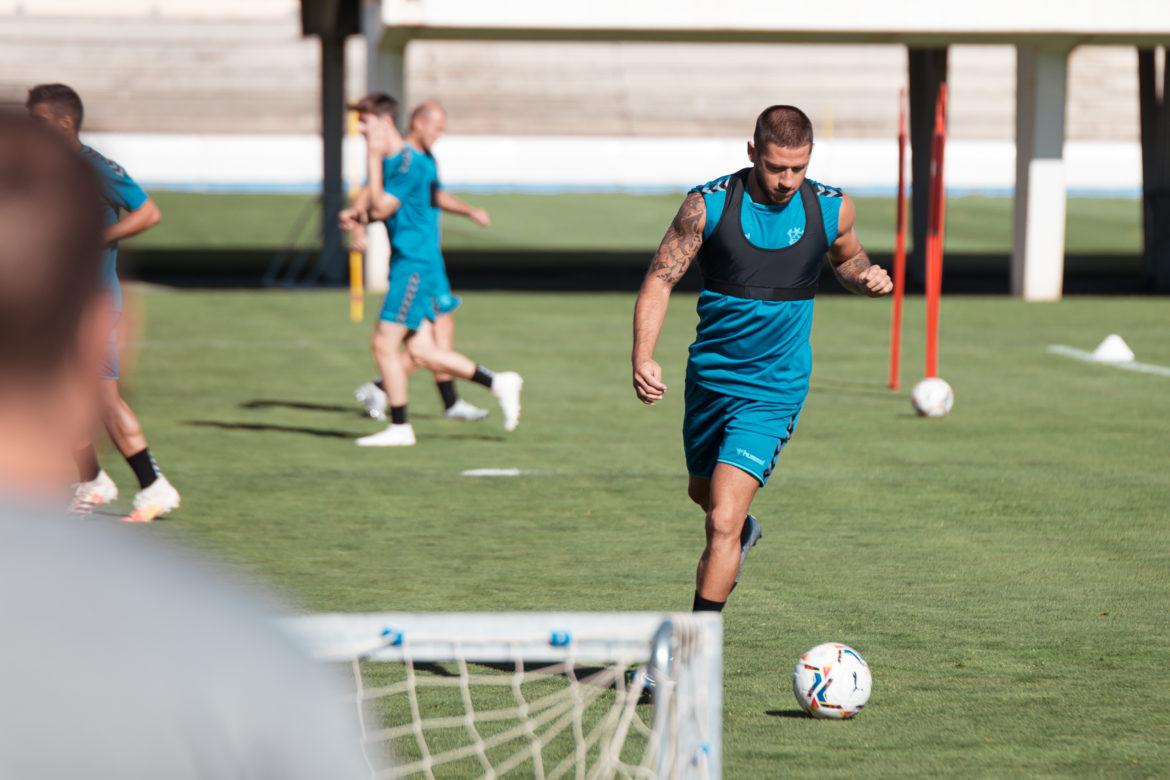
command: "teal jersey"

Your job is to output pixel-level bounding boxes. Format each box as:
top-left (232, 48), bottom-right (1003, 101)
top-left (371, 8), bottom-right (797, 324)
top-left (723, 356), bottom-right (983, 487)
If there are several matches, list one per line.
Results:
top-left (382, 144), bottom-right (442, 274)
top-left (81, 145), bottom-right (149, 312)
top-left (685, 174), bottom-right (844, 406)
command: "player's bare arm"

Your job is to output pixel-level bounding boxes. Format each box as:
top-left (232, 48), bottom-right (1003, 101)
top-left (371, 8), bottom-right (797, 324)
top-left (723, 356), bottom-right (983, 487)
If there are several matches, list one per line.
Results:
top-left (435, 190), bottom-right (490, 227)
top-left (828, 195), bottom-right (892, 297)
top-left (364, 118), bottom-right (402, 221)
top-left (104, 198), bottom-right (160, 244)
top-left (631, 191), bottom-right (705, 405)
top-left (340, 187), bottom-right (373, 230)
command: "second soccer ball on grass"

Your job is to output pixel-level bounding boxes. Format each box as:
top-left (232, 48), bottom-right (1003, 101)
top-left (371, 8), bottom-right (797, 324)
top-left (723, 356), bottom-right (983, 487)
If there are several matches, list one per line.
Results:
top-left (910, 377), bottom-right (954, 418)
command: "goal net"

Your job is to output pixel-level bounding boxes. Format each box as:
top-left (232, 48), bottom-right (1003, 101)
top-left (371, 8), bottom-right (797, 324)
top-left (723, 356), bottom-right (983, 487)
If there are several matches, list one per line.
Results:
top-left (283, 612), bottom-right (722, 779)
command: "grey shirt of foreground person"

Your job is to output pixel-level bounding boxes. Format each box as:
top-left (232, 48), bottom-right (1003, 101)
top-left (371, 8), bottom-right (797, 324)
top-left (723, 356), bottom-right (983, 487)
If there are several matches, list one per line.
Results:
top-left (0, 508), bottom-right (370, 780)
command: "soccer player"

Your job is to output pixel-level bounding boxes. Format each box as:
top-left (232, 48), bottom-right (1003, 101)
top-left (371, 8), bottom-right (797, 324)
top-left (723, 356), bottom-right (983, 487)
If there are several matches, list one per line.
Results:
top-left (27, 84), bottom-right (181, 521)
top-left (631, 106), bottom-right (892, 613)
top-left (342, 93), bottom-right (522, 447)
top-left (352, 100), bottom-right (493, 422)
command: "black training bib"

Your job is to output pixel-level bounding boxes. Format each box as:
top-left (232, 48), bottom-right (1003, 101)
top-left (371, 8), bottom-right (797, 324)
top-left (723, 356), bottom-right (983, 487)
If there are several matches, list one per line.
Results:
top-left (697, 168), bottom-right (829, 301)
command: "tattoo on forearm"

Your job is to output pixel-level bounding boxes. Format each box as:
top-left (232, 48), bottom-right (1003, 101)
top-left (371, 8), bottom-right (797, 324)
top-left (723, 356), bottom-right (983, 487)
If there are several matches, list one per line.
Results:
top-left (833, 246), bottom-right (872, 291)
top-left (647, 193), bottom-right (704, 284)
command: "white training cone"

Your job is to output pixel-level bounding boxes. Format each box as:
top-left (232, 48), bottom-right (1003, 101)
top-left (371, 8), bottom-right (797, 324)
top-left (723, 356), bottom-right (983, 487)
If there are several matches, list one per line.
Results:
top-left (1091, 335), bottom-right (1135, 364)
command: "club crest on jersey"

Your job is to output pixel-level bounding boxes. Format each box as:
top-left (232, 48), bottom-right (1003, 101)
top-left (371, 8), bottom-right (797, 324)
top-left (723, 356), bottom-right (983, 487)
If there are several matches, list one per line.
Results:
top-left (787, 227), bottom-right (804, 245)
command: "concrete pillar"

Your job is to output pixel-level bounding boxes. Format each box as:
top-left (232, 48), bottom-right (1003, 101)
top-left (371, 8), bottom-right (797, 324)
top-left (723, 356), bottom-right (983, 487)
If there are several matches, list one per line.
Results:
top-left (360, 4), bottom-right (404, 293)
top-left (908, 47), bottom-right (949, 290)
top-left (1011, 45), bottom-right (1071, 301)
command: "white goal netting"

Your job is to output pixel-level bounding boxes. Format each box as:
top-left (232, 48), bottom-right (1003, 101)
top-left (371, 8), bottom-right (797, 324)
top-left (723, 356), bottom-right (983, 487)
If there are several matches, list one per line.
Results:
top-left (283, 612), bottom-right (723, 780)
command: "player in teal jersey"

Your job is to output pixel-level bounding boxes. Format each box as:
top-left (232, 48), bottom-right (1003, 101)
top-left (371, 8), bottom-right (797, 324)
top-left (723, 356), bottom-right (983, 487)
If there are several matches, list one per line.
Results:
top-left (343, 93), bottom-right (522, 446)
top-left (27, 84), bottom-right (181, 522)
top-left (631, 106), bottom-right (892, 613)
top-left (350, 101), bottom-right (493, 422)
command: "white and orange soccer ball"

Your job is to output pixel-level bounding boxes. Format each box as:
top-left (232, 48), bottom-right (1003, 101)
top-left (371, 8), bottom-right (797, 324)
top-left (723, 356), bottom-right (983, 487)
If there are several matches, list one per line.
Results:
top-left (910, 377), bottom-right (954, 418)
top-left (792, 642), bottom-right (871, 719)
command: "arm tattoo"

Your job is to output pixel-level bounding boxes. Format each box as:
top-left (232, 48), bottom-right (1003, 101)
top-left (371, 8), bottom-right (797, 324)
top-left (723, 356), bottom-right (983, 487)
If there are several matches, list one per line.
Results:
top-left (647, 193), bottom-right (704, 285)
top-left (832, 245), bottom-right (873, 294)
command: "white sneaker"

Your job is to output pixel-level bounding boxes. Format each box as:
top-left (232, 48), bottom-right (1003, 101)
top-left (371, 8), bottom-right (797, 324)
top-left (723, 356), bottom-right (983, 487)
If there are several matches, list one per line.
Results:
top-left (354, 381), bottom-right (387, 419)
top-left (69, 470), bottom-right (118, 514)
top-left (445, 398), bottom-right (489, 421)
top-left (356, 423), bottom-right (416, 447)
top-left (490, 372), bottom-right (524, 432)
top-left (124, 474), bottom-right (180, 523)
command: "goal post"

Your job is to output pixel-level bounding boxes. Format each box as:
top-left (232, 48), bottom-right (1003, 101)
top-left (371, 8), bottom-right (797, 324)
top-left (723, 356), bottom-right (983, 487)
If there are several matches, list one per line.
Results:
top-left (282, 611), bottom-right (723, 779)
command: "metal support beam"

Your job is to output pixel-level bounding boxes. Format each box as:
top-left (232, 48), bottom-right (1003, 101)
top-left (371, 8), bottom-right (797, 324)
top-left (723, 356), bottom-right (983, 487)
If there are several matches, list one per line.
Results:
top-left (908, 47), bottom-right (948, 290)
top-left (1011, 45), bottom-right (1070, 301)
top-left (318, 32), bottom-right (346, 283)
top-left (1139, 47), bottom-right (1170, 292)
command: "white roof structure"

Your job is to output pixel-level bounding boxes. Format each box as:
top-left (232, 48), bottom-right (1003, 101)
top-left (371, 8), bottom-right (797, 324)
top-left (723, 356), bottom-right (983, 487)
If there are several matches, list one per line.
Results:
top-left (372, 0), bottom-right (1170, 45)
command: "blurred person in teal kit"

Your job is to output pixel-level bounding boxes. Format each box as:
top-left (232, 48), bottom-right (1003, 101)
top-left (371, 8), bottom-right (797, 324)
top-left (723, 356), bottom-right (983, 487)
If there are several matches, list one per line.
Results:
top-left (27, 84), bottom-right (180, 523)
top-left (631, 106), bottom-right (892, 614)
top-left (350, 101), bottom-right (494, 423)
top-left (341, 93), bottom-right (523, 446)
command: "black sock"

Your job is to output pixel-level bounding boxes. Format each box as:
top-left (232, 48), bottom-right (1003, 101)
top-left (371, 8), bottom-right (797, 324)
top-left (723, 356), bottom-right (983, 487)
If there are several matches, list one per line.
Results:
top-left (126, 448), bottom-right (159, 489)
top-left (692, 593), bottom-right (726, 613)
top-left (76, 446), bottom-right (100, 482)
top-left (436, 380), bottom-right (458, 410)
top-left (471, 365), bottom-right (495, 388)
top-left (390, 405), bottom-right (408, 425)
top-left (374, 378), bottom-right (385, 392)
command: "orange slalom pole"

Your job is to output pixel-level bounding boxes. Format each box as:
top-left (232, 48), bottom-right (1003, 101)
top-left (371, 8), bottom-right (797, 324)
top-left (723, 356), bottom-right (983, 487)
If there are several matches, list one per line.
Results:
top-left (349, 249), bottom-right (364, 322)
top-left (888, 89), bottom-right (909, 390)
top-left (924, 83), bottom-right (948, 379)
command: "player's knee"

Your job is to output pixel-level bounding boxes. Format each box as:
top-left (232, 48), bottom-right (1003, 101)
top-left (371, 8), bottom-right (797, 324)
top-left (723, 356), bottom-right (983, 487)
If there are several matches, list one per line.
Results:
top-left (406, 339), bottom-right (437, 369)
top-left (705, 506), bottom-right (743, 547)
top-left (371, 331), bottom-right (395, 359)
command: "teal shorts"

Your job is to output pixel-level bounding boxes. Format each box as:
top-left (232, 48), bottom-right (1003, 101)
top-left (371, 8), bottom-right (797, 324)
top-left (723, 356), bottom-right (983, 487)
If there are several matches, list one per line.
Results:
top-left (431, 268), bottom-right (462, 315)
top-left (683, 381), bottom-right (801, 486)
top-left (379, 268), bottom-right (435, 330)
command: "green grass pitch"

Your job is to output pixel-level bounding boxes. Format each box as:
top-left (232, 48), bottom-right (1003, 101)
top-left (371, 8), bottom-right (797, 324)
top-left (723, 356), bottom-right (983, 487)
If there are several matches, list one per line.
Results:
top-left (107, 285), bottom-right (1169, 777)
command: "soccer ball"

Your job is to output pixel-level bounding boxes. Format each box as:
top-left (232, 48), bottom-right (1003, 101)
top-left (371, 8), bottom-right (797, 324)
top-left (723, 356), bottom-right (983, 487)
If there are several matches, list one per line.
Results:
top-left (910, 377), bottom-right (954, 418)
top-left (792, 642), bottom-right (871, 719)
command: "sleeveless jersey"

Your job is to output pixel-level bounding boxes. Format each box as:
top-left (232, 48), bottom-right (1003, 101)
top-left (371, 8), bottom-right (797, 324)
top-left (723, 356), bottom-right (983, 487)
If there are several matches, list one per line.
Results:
top-left (686, 169), bottom-right (843, 406)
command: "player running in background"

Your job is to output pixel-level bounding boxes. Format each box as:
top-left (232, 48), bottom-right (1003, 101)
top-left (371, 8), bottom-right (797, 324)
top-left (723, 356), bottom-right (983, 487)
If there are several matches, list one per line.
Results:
top-left (631, 105), bottom-right (892, 613)
top-left (341, 93), bottom-right (522, 446)
top-left (352, 100), bottom-right (493, 422)
top-left (27, 84), bottom-right (181, 522)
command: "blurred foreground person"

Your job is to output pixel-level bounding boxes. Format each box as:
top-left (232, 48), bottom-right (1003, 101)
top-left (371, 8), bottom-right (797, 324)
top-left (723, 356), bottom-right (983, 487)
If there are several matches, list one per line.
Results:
top-left (27, 83), bottom-right (180, 521)
top-left (0, 114), bottom-right (367, 780)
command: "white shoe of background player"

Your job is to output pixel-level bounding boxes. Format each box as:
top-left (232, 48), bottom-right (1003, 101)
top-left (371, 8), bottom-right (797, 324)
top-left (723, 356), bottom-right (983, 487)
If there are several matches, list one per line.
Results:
top-left (445, 399), bottom-right (489, 421)
top-left (356, 423), bottom-right (417, 447)
top-left (124, 474), bottom-right (181, 523)
top-left (354, 381), bottom-right (387, 419)
top-left (490, 372), bottom-right (524, 432)
top-left (69, 470), bottom-right (118, 515)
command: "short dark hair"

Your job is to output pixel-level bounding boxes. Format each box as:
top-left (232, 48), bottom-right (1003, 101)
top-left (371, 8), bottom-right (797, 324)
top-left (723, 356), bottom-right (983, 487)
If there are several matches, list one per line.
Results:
top-left (753, 105), bottom-right (814, 151)
top-left (26, 83), bottom-right (84, 130)
top-left (348, 92), bottom-right (399, 124)
top-left (0, 114), bottom-right (105, 378)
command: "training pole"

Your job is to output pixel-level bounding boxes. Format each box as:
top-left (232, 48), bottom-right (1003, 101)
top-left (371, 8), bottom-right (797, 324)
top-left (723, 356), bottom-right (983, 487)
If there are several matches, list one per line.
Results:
top-left (888, 89), bottom-right (909, 390)
top-left (924, 83), bottom-right (948, 379)
top-left (349, 249), bottom-right (364, 322)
